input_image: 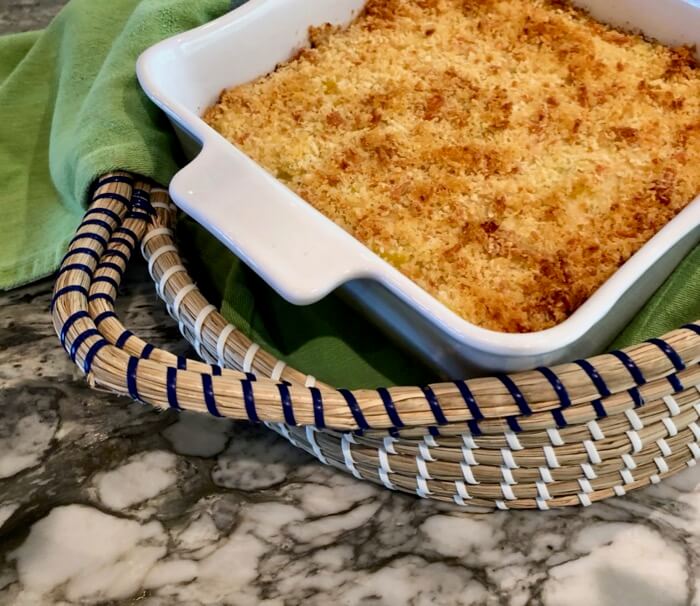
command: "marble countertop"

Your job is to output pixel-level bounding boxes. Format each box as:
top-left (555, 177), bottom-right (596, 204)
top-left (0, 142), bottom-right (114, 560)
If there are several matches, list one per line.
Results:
top-left (3, 2), bottom-right (700, 605)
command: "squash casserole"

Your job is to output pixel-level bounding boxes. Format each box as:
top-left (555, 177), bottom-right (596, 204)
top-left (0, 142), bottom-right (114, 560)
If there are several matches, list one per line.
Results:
top-left (204, 0), bottom-right (700, 333)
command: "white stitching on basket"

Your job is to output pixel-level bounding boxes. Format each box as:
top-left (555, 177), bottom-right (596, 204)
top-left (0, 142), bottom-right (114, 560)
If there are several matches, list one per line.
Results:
top-left (147, 244), bottom-right (177, 277)
top-left (500, 466), bottom-right (516, 485)
top-left (654, 456), bottom-right (669, 474)
top-left (663, 395), bottom-right (681, 416)
top-left (587, 420), bottom-right (605, 440)
top-left (536, 481), bottom-right (551, 500)
top-left (455, 480), bottom-right (471, 501)
top-left (215, 324), bottom-right (236, 368)
top-left (621, 467), bottom-right (635, 485)
top-left (423, 434), bottom-right (439, 448)
top-left (379, 468), bottom-right (395, 490)
top-left (625, 408), bottom-right (644, 431)
top-left (415, 475), bottom-right (432, 498)
top-left (141, 227), bottom-right (174, 255)
top-left (501, 448), bottom-right (518, 469)
top-left (581, 463), bottom-right (597, 479)
top-left (341, 434), bottom-right (362, 479)
top-left (539, 466), bottom-right (554, 483)
top-left (157, 265), bottom-right (186, 298)
top-left (543, 445), bottom-right (560, 468)
top-left (416, 456), bottom-right (433, 480)
top-left (578, 493), bottom-right (592, 507)
top-left (583, 439), bottom-right (601, 464)
top-left (462, 446), bottom-right (478, 466)
top-left (505, 431), bottom-right (523, 451)
top-left (383, 436), bottom-right (397, 454)
top-left (626, 430), bottom-right (643, 453)
top-left (662, 417), bottom-right (679, 437)
top-left (622, 453), bottom-right (637, 470)
top-left (462, 432), bottom-right (478, 449)
top-left (271, 360), bottom-right (287, 381)
top-left (500, 483), bottom-right (516, 500)
top-left (171, 283), bottom-right (197, 318)
top-left (193, 304), bottom-right (216, 357)
top-left (656, 438), bottom-right (672, 457)
top-left (378, 446), bottom-right (393, 474)
top-left (546, 427), bottom-right (564, 446)
top-left (242, 343), bottom-right (260, 373)
top-left (304, 375), bottom-right (317, 388)
top-left (613, 485), bottom-right (626, 497)
top-left (460, 462), bottom-right (479, 485)
top-left (418, 442), bottom-right (436, 462)
top-left (305, 426), bottom-right (328, 465)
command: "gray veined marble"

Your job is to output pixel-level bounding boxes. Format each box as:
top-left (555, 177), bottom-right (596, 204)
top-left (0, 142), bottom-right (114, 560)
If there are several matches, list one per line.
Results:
top-left (3, 1), bottom-right (700, 604)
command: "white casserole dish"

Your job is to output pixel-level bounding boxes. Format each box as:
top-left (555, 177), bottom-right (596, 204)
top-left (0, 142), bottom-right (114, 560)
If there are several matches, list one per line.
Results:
top-left (137, 0), bottom-right (700, 378)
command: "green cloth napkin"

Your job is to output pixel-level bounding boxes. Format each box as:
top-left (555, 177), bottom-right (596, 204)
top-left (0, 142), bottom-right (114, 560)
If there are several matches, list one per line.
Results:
top-left (1, 0), bottom-right (697, 389)
top-left (0, 0), bottom-right (232, 289)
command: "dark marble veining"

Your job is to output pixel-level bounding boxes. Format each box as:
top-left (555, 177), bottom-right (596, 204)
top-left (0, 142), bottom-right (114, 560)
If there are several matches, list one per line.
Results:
top-left (3, 2), bottom-right (700, 604)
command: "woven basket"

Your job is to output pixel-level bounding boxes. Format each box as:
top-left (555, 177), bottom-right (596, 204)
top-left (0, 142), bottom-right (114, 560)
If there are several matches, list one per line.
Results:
top-left (51, 172), bottom-right (700, 510)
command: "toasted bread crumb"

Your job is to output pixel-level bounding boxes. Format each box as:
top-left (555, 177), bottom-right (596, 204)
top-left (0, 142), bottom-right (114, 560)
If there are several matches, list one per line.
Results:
top-left (204, 0), bottom-right (700, 333)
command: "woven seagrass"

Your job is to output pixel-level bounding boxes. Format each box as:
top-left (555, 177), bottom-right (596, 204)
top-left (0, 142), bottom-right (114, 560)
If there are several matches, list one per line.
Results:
top-left (51, 173), bottom-right (700, 510)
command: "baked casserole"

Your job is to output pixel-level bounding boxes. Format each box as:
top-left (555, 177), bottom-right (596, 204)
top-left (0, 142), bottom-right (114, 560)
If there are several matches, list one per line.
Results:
top-left (204, 0), bottom-right (700, 333)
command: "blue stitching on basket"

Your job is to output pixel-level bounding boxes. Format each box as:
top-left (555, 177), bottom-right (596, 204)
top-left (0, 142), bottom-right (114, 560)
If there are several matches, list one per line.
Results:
top-left (141, 343), bottom-right (155, 359)
top-left (647, 338), bottom-right (686, 371)
top-left (70, 233), bottom-right (107, 248)
top-left (421, 385), bottom-right (448, 425)
top-left (202, 374), bottom-right (221, 417)
top-left (428, 426), bottom-right (441, 437)
top-left (628, 387), bottom-right (644, 408)
top-left (551, 408), bottom-right (567, 428)
top-left (102, 250), bottom-right (129, 264)
top-left (246, 372), bottom-right (257, 382)
top-left (57, 263), bottom-right (93, 279)
top-left (83, 339), bottom-right (109, 373)
top-left (84, 207), bottom-right (121, 223)
top-left (467, 419), bottom-right (482, 436)
top-left (69, 329), bottom-right (100, 362)
top-left (536, 367), bottom-right (571, 408)
top-left (62, 247), bottom-right (100, 263)
top-left (94, 175), bottom-right (134, 190)
top-left (506, 416), bottom-right (522, 433)
top-left (93, 276), bottom-right (119, 291)
top-left (81, 219), bottom-right (114, 233)
top-left (115, 330), bottom-right (133, 349)
top-left (497, 375), bottom-right (532, 416)
top-left (609, 350), bottom-right (646, 385)
top-left (574, 359), bottom-right (611, 397)
top-left (59, 311), bottom-right (90, 348)
top-left (339, 388), bottom-right (370, 430)
top-left (88, 293), bottom-right (114, 304)
top-left (454, 380), bottom-right (484, 421)
top-left (683, 323), bottom-right (700, 335)
top-left (310, 387), bottom-right (325, 429)
top-left (667, 374), bottom-right (684, 393)
top-left (277, 383), bottom-right (296, 426)
top-left (211, 364), bottom-right (222, 376)
top-left (115, 226), bottom-right (138, 244)
top-left (241, 379), bottom-right (258, 422)
top-left (388, 427), bottom-right (399, 438)
top-left (51, 285), bottom-right (88, 311)
top-left (97, 261), bottom-right (124, 276)
top-left (94, 311), bottom-right (116, 325)
top-left (176, 356), bottom-right (187, 370)
top-left (127, 357), bottom-right (140, 401)
top-left (166, 367), bottom-right (180, 410)
top-left (110, 237), bottom-right (134, 251)
top-left (377, 387), bottom-right (404, 428)
top-left (93, 192), bottom-right (131, 207)
top-left (126, 211), bottom-right (152, 223)
top-left (591, 399), bottom-right (607, 419)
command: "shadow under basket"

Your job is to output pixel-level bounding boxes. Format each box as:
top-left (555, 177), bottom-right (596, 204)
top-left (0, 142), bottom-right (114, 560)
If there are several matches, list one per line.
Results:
top-left (51, 172), bottom-right (700, 510)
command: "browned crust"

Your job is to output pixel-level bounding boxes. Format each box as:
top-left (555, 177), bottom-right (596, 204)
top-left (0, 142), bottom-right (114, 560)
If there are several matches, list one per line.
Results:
top-left (204, 0), bottom-right (700, 333)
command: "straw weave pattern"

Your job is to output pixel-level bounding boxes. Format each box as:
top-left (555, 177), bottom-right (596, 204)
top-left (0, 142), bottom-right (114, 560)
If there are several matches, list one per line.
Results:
top-left (51, 173), bottom-right (700, 509)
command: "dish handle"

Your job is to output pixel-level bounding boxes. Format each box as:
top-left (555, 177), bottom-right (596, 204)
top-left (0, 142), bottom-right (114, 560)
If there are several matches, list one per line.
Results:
top-left (168, 141), bottom-right (374, 305)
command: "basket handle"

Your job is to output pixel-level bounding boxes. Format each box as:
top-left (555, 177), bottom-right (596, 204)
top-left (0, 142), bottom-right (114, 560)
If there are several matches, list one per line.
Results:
top-left (169, 140), bottom-right (378, 305)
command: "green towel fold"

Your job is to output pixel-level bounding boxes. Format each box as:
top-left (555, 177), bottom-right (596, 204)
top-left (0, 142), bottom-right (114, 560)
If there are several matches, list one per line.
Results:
top-left (1, 0), bottom-right (697, 387)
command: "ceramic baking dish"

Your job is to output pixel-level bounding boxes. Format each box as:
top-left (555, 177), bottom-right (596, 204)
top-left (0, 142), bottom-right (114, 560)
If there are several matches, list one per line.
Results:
top-left (137, 0), bottom-right (700, 378)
